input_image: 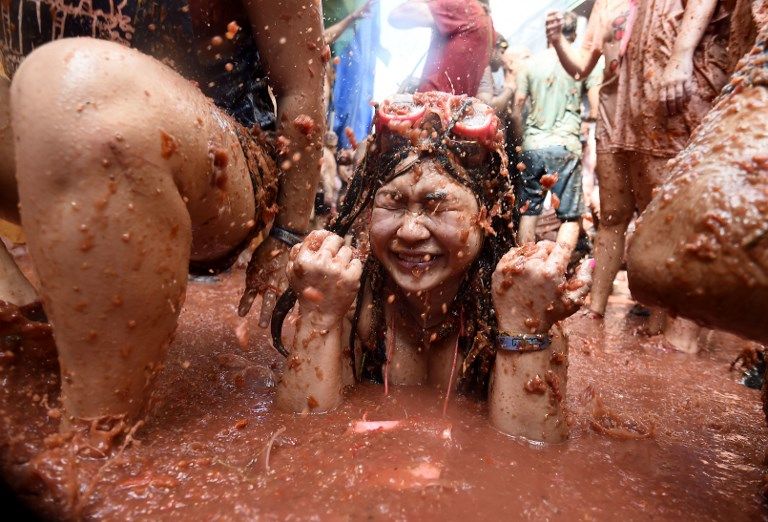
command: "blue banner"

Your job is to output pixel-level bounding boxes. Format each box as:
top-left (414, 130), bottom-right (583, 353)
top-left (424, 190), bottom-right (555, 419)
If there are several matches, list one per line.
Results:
top-left (331, 2), bottom-right (380, 149)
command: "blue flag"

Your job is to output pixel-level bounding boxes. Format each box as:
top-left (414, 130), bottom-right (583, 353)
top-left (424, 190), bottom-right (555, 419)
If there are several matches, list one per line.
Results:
top-left (331, 2), bottom-right (380, 149)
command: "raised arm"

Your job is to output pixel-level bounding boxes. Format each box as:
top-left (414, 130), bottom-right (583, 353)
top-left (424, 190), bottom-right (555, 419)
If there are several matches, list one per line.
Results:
top-left (546, 11), bottom-right (602, 80)
top-left (239, 0), bottom-right (327, 325)
top-left (489, 242), bottom-right (592, 442)
top-left (276, 231), bottom-right (362, 412)
top-left (324, 0), bottom-right (375, 46)
top-left (388, 0), bottom-right (434, 29)
top-left (659, 0), bottom-right (719, 115)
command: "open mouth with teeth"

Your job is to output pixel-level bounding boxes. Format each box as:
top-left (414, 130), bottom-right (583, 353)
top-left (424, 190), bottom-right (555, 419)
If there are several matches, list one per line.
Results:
top-left (391, 251), bottom-right (443, 275)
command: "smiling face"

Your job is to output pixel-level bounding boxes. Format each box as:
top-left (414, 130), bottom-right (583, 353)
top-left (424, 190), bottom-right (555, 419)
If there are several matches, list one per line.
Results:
top-left (369, 160), bottom-right (484, 295)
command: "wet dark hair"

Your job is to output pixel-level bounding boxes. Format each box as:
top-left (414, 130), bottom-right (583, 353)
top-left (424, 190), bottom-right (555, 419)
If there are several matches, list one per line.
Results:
top-left (561, 12), bottom-right (578, 41)
top-left (495, 33), bottom-right (509, 51)
top-left (271, 93), bottom-right (517, 392)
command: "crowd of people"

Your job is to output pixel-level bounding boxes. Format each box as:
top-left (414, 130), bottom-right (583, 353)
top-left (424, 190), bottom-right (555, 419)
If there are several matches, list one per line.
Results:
top-left (0, 0), bottom-right (766, 487)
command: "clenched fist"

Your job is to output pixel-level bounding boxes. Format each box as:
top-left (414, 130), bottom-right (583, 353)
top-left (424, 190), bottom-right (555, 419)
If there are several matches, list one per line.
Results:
top-left (288, 230), bottom-right (362, 325)
top-left (545, 11), bottom-right (564, 45)
top-left (491, 241), bottom-right (592, 334)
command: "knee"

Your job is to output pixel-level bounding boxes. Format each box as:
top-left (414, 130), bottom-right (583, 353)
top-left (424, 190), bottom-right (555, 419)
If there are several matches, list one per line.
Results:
top-left (11, 38), bottom-right (153, 131)
top-left (10, 40), bottom-right (168, 186)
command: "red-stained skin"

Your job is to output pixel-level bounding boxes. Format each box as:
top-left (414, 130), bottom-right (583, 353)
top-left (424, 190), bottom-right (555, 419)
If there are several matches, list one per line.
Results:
top-left (369, 162), bottom-right (483, 296)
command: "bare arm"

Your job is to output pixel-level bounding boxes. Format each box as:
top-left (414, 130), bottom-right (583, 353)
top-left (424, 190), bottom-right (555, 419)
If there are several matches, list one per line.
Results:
top-left (671, 0), bottom-right (719, 59)
top-left (489, 242), bottom-right (592, 442)
top-left (511, 91), bottom-right (527, 147)
top-left (320, 149), bottom-right (338, 208)
top-left (545, 11), bottom-right (602, 80)
top-left (388, 0), bottom-right (434, 29)
top-left (239, 0), bottom-right (327, 323)
top-left (587, 84), bottom-right (600, 120)
top-left (246, 0), bottom-right (325, 233)
top-left (324, 0), bottom-right (374, 46)
top-left (477, 67), bottom-right (516, 115)
top-left (276, 231), bottom-right (362, 412)
top-left (660, 0), bottom-right (719, 114)
top-left (555, 40), bottom-right (602, 81)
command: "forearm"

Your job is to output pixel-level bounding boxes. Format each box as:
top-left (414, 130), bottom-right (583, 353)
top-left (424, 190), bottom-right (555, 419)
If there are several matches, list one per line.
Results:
top-left (276, 309), bottom-right (344, 412)
top-left (324, 13), bottom-right (357, 46)
top-left (671, 0), bottom-right (718, 60)
top-left (511, 108), bottom-right (525, 146)
top-left (320, 164), bottom-right (336, 199)
top-left (273, 91), bottom-right (325, 232)
top-left (553, 38), bottom-right (598, 80)
top-left (587, 86), bottom-right (600, 120)
top-left (489, 327), bottom-right (568, 442)
top-left (485, 85), bottom-right (516, 114)
top-left (246, 0), bottom-right (326, 233)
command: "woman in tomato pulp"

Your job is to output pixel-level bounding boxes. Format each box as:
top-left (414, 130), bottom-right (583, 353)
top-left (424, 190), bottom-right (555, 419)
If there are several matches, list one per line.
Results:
top-left (271, 92), bottom-right (592, 442)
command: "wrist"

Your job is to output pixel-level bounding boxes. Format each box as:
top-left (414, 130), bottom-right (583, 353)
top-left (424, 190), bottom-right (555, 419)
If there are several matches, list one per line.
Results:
top-left (269, 226), bottom-right (306, 247)
top-left (497, 332), bottom-right (552, 353)
top-left (299, 307), bottom-right (344, 331)
top-left (668, 52), bottom-right (693, 67)
top-left (497, 316), bottom-right (550, 335)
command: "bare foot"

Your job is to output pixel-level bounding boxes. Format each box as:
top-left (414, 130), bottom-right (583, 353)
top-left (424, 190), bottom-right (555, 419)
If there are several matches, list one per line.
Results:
top-left (663, 317), bottom-right (701, 354)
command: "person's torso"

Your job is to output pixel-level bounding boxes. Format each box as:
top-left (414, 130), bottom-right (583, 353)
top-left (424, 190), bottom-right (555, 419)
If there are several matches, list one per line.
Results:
top-left (523, 49), bottom-right (584, 154)
top-left (419, 0), bottom-right (491, 95)
top-left (0, 0), bottom-right (274, 129)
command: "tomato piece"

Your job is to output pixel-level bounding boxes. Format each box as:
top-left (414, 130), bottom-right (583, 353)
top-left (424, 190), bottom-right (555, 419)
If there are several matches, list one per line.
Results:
top-left (377, 102), bottom-right (426, 128)
top-left (453, 107), bottom-right (495, 139)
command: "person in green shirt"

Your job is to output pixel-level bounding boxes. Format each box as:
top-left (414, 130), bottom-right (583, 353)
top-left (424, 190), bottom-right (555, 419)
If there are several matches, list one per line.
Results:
top-left (513, 12), bottom-right (602, 252)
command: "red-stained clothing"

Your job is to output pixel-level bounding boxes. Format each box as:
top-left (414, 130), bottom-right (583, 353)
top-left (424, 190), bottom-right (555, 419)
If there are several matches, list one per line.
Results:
top-left (418, 0), bottom-right (493, 96)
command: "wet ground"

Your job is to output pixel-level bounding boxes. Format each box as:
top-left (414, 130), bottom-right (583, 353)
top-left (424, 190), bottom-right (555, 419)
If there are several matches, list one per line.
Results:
top-left (1, 265), bottom-right (767, 520)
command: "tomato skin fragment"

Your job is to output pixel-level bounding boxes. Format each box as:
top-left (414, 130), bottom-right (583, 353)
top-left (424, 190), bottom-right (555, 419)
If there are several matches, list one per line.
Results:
top-left (377, 103), bottom-right (426, 129)
top-left (453, 107), bottom-right (495, 140)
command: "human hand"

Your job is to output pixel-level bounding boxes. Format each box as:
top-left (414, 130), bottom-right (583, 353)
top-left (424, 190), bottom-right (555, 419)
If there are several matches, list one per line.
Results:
top-left (287, 230), bottom-right (362, 325)
top-left (545, 11), bottom-right (564, 46)
top-left (239, 235), bottom-right (291, 327)
top-left (492, 241), bottom-right (593, 334)
top-left (660, 56), bottom-right (693, 116)
top-left (353, 0), bottom-right (377, 20)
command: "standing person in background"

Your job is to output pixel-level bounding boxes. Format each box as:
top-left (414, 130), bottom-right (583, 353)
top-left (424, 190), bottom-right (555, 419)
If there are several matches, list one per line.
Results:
top-left (315, 131), bottom-right (341, 229)
top-left (477, 35), bottom-right (515, 114)
top-left (513, 12), bottom-right (602, 253)
top-left (477, 37), bottom-right (531, 157)
top-left (626, 4), bottom-right (768, 346)
top-left (545, 1), bottom-right (631, 319)
top-left (610, 0), bottom-right (737, 352)
top-left (389, 0), bottom-right (493, 96)
top-left (322, 0), bottom-right (376, 113)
